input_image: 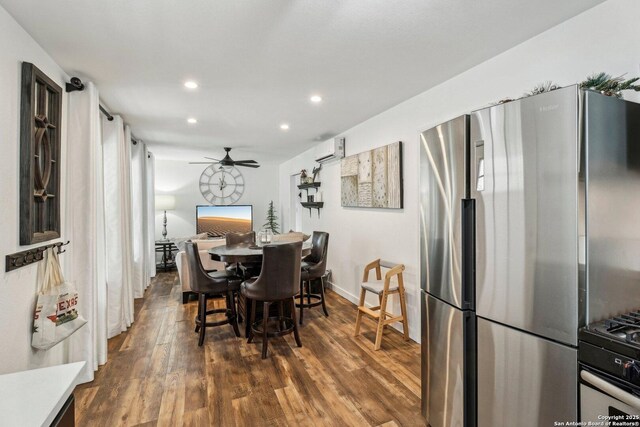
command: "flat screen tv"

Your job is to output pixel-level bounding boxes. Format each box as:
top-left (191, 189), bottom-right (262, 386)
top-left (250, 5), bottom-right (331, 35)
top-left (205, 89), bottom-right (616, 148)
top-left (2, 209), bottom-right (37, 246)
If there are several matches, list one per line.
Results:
top-left (196, 205), bottom-right (253, 238)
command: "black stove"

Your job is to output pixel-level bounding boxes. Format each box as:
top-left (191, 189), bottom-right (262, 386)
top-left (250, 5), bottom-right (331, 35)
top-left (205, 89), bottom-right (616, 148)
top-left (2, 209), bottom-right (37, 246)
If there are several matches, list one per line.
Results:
top-left (580, 311), bottom-right (640, 388)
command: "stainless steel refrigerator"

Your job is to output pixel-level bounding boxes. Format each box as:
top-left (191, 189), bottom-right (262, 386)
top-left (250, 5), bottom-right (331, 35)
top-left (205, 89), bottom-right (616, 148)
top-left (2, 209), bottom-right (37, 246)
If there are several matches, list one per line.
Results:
top-left (470, 85), bottom-right (640, 426)
top-left (420, 115), bottom-right (476, 427)
top-left (469, 85), bottom-right (580, 426)
top-left (420, 86), bottom-right (640, 426)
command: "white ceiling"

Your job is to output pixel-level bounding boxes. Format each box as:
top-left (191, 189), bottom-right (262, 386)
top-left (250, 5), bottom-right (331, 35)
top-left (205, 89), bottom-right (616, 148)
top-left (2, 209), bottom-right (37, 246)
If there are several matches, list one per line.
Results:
top-left (1, 0), bottom-right (602, 162)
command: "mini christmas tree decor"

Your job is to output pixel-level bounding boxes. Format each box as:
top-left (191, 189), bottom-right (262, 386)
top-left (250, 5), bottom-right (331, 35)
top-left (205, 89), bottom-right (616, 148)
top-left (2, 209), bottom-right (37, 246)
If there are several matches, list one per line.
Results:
top-left (263, 200), bottom-right (280, 234)
top-left (580, 72), bottom-right (640, 98)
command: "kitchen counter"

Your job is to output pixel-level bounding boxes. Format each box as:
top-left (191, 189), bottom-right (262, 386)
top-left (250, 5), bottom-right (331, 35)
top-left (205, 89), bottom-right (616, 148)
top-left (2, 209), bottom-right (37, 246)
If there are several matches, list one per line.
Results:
top-left (0, 361), bottom-right (85, 426)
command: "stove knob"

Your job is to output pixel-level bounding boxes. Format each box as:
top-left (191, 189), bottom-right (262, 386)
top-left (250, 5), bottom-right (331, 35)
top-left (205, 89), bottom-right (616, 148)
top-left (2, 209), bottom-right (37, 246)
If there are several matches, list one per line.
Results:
top-left (623, 361), bottom-right (640, 382)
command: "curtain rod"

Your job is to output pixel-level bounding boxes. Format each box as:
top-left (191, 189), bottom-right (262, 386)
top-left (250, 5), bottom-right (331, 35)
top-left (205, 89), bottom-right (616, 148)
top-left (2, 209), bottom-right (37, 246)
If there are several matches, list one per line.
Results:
top-left (99, 104), bottom-right (114, 121)
top-left (66, 77), bottom-right (114, 122)
top-left (99, 104), bottom-right (140, 145)
top-left (67, 77), bottom-right (140, 144)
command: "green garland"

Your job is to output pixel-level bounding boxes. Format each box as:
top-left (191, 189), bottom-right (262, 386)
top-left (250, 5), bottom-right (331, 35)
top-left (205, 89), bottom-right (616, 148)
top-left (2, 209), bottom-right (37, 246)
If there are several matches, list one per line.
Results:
top-left (524, 81), bottom-right (560, 97)
top-left (580, 72), bottom-right (640, 98)
top-left (490, 72), bottom-right (640, 108)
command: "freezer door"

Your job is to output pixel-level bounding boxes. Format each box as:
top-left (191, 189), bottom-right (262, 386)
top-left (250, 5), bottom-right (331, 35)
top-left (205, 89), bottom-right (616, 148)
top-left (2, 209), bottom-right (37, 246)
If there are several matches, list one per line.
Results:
top-left (420, 116), bottom-right (472, 309)
top-left (477, 318), bottom-right (577, 426)
top-left (471, 86), bottom-right (580, 345)
top-left (421, 292), bottom-right (476, 427)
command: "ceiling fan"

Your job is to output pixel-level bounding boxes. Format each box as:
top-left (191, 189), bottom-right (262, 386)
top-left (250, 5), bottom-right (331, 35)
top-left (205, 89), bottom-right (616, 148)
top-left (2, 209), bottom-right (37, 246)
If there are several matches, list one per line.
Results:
top-left (189, 147), bottom-right (260, 168)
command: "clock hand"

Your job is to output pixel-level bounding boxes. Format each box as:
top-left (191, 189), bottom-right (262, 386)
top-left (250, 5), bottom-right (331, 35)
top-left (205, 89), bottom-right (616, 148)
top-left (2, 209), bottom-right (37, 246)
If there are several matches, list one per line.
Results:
top-left (219, 172), bottom-right (229, 189)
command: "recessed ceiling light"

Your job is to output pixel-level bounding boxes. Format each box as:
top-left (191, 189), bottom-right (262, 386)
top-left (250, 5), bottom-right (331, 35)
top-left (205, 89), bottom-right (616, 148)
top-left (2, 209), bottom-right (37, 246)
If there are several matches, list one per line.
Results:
top-left (280, 123), bottom-right (290, 130)
top-left (187, 118), bottom-right (197, 124)
top-left (184, 81), bottom-right (198, 89)
top-left (310, 95), bottom-right (322, 103)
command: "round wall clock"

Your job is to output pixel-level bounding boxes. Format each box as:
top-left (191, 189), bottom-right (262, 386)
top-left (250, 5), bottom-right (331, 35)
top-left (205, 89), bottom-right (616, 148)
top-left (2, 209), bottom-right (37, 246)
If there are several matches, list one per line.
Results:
top-left (199, 165), bottom-right (245, 205)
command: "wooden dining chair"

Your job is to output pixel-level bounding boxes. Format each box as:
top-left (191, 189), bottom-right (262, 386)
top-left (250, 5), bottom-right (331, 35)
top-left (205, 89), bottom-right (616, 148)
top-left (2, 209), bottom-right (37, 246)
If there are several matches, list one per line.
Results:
top-left (354, 259), bottom-right (409, 350)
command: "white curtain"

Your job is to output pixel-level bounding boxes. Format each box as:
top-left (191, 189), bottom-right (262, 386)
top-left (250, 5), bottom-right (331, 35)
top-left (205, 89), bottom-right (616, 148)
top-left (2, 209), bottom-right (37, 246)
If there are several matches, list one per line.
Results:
top-left (102, 116), bottom-right (135, 338)
top-left (60, 86), bottom-right (154, 380)
top-left (65, 82), bottom-right (108, 383)
top-left (146, 150), bottom-right (157, 279)
top-left (129, 130), bottom-right (148, 298)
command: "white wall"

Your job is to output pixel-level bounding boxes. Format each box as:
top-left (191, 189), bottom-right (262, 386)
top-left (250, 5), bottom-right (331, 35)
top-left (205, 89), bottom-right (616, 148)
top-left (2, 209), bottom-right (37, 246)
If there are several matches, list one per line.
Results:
top-left (154, 159), bottom-right (280, 239)
top-left (279, 0), bottom-right (640, 342)
top-left (0, 6), bottom-right (71, 373)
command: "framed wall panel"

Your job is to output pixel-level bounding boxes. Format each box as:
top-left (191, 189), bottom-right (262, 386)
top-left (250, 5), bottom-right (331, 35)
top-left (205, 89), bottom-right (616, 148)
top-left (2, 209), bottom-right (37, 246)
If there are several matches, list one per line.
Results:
top-left (19, 62), bottom-right (62, 245)
top-left (341, 141), bottom-right (403, 209)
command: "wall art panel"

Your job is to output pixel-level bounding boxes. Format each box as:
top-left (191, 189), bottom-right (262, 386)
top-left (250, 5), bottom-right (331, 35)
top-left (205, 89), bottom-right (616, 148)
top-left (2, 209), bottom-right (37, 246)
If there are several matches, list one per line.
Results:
top-left (340, 141), bottom-right (403, 209)
top-left (19, 62), bottom-right (62, 244)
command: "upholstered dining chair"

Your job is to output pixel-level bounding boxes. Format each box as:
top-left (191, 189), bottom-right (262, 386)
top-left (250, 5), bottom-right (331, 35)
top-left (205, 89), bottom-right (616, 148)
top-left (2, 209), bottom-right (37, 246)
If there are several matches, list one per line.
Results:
top-left (225, 231), bottom-right (259, 278)
top-left (297, 231), bottom-right (329, 325)
top-left (185, 241), bottom-right (242, 346)
top-left (225, 231), bottom-right (256, 246)
top-left (241, 241), bottom-right (303, 359)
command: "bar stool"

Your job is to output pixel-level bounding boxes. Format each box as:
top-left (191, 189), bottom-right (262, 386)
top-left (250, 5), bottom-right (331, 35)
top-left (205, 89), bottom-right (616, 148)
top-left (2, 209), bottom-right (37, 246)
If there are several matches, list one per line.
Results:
top-left (354, 259), bottom-right (409, 350)
top-left (297, 231), bottom-right (329, 325)
top-left (241, 241), bottom-right (303, 359)
top-left (186, 241), bottom-right (242, 346)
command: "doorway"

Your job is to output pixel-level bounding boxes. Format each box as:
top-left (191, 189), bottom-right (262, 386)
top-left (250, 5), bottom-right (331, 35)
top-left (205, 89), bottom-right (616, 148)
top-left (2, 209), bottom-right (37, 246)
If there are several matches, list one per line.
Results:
top-left (290, 174), bottom-right (302, 231)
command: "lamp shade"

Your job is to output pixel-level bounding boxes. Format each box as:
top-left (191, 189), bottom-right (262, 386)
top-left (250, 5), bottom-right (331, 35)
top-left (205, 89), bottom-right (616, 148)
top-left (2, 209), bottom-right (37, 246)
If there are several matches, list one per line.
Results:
top-left (155, 194), bottom-right (176, 211)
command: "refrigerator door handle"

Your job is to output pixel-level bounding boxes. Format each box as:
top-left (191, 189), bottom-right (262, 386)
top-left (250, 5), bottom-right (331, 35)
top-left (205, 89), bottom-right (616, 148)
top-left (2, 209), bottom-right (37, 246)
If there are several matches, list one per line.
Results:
top-left (474, 141), bottom-right (485, 192)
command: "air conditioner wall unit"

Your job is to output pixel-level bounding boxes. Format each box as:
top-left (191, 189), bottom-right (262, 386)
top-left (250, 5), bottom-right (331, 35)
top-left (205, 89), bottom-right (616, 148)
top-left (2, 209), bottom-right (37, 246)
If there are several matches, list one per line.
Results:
top-left (315, 137), bottom-right (345, 163)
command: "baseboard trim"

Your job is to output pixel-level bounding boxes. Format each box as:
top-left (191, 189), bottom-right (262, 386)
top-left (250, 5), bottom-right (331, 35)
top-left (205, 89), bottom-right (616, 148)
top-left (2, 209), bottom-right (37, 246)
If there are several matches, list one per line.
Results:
top-left (325, 280), bottom-right (360, 306)
top-left (326, 279), bottom-right (417, 342)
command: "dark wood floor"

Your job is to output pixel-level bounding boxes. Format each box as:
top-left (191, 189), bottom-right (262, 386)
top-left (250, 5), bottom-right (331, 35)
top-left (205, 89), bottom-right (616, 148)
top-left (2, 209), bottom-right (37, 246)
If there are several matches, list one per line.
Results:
top-left (76, 272), bottom-right (425, 426)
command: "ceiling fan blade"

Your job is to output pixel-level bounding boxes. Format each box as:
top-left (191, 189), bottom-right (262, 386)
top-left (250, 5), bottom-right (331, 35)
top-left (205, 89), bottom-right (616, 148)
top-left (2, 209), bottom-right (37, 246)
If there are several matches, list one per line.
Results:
top-left (236, 163), bottom-right (260, 168)
top-left (204, 157), bottom-right (222, 161)
top-left (233, 159), bottom-right (257, 163)
top-left (189, 161), bottom-right (217, 164)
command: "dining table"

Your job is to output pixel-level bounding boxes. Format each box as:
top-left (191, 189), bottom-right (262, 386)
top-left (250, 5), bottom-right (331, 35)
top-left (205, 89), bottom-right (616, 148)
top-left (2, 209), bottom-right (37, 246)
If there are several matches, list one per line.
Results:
top-left (208, 240), bottom-right (312, 264)
top-left (208, 240), bottom-right (313, 337)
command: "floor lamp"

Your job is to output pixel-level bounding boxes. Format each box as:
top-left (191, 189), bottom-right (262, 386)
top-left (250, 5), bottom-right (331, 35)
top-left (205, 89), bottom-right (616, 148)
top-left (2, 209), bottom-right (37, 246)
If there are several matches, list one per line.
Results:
top-left (155, 195), bottom-right (176, 240)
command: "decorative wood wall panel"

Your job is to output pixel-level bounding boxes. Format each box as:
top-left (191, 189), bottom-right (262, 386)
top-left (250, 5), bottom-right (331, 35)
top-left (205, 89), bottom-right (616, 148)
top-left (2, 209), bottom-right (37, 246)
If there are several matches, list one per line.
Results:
top-left (19, 62), bottom-right (62, 245)
top-left (340, 141), bottom-right (403, 209)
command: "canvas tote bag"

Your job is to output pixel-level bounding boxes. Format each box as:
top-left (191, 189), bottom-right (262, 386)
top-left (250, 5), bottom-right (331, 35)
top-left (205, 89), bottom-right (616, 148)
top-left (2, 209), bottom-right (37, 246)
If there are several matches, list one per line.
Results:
top-left (32, 248), bottom-right (87, 350)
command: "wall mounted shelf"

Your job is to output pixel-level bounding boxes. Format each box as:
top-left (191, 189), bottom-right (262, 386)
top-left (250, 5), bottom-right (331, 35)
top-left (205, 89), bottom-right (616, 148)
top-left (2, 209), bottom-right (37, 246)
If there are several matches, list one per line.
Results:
top-left (297, 182), bottom-right (321, 191)
top-left (301, 202), bottom-right (324, 217)
top-left (298, 182), bottom-right (323, 216)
